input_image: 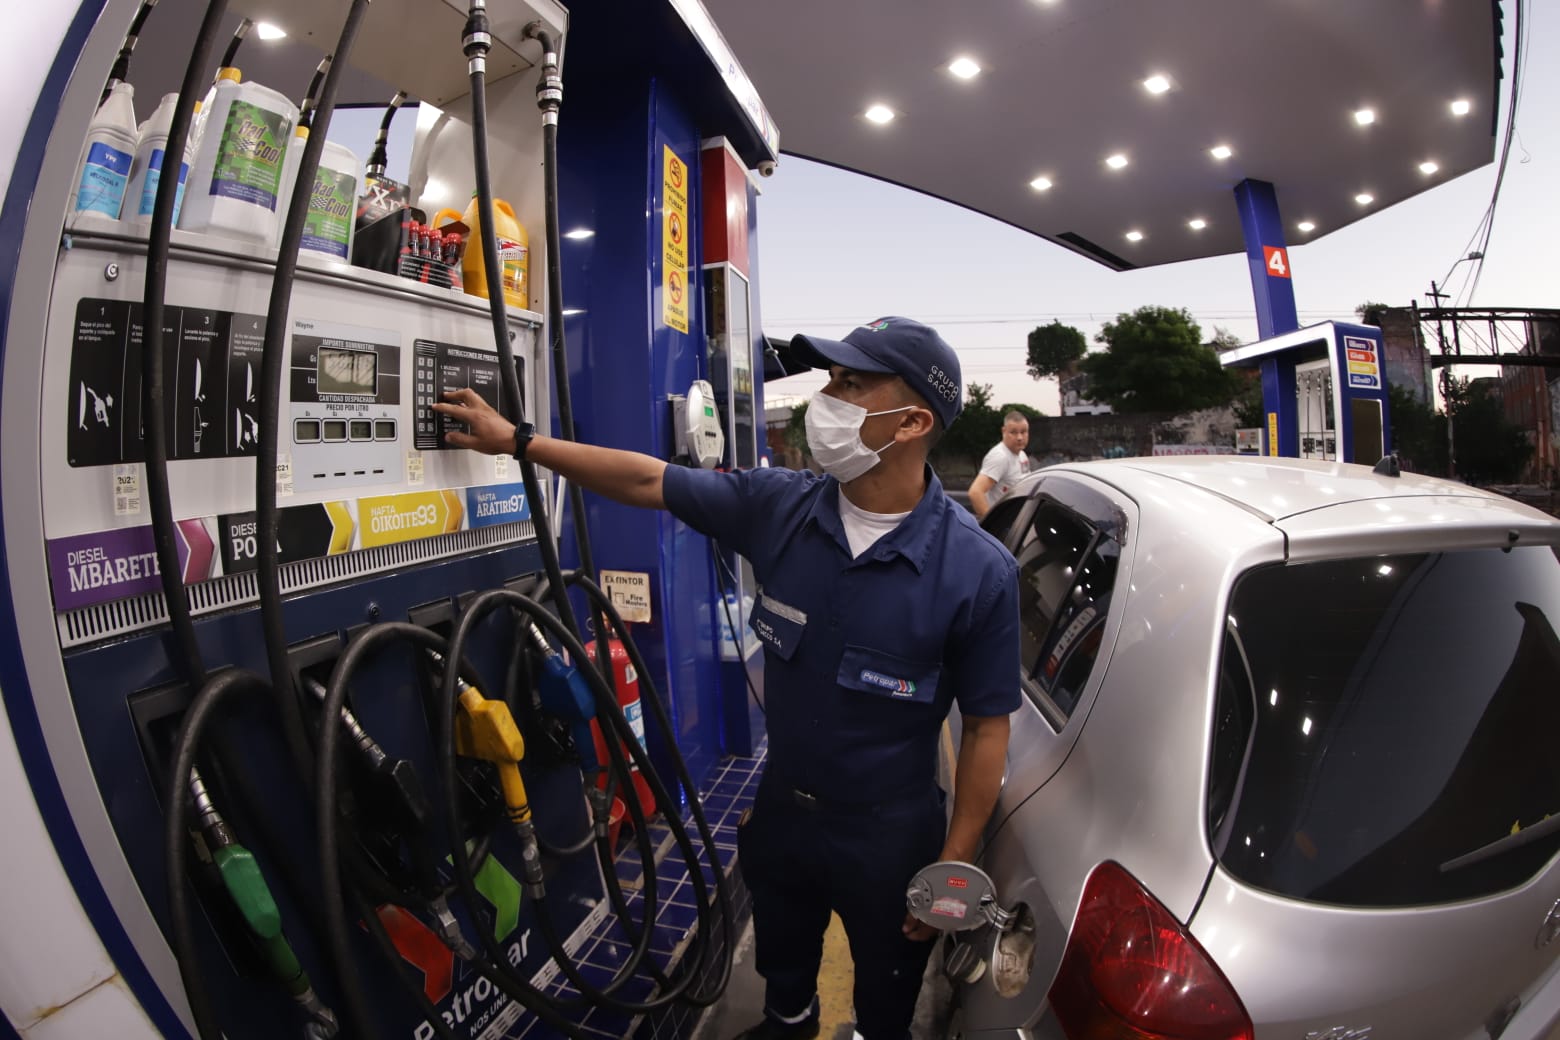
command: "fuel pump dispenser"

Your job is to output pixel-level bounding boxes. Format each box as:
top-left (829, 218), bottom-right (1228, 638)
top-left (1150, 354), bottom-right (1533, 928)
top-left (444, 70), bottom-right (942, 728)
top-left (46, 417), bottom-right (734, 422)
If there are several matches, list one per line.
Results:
top-left (1219, 322), bottom-right (1394, 463)
top-left (0, 0), bottom-right (779, 1036)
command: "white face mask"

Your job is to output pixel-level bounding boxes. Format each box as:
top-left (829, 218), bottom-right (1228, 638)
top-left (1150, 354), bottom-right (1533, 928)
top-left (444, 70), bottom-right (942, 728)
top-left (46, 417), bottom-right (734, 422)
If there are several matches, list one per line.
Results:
top-left (804, 391), bottom-right (913, 482)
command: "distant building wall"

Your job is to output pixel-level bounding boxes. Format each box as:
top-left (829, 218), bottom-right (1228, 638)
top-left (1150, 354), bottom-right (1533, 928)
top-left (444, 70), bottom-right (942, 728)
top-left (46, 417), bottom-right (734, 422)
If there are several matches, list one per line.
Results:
top-left (1376, 306), bottom-right (1431, 402)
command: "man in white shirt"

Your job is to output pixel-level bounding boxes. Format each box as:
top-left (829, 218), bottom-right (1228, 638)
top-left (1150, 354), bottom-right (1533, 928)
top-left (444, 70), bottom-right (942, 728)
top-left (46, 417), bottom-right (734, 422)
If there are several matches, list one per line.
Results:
top-left (968, 411), bottom-right (1032, 518)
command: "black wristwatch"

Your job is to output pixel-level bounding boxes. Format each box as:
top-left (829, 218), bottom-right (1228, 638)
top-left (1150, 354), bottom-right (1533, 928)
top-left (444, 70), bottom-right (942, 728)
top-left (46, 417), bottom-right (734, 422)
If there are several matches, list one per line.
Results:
top-left (512, 420), bottom-right (536, 460)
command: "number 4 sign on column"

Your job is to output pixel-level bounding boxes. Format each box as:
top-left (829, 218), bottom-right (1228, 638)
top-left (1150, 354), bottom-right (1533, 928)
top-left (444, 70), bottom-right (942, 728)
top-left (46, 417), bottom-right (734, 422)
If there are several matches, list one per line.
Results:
top-left (1263, 245), bottom-right (1291, 279)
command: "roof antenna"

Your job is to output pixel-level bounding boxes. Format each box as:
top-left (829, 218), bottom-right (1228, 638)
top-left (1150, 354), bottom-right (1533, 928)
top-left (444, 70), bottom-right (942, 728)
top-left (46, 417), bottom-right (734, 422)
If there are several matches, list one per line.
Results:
top-left (1372, 454), bottom-right (1401, 477)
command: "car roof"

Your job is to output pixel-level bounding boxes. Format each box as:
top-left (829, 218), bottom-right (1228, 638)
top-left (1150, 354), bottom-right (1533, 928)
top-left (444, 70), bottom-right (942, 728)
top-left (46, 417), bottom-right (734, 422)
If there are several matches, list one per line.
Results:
top-left (1044, 456), bottom-right (1553, 525)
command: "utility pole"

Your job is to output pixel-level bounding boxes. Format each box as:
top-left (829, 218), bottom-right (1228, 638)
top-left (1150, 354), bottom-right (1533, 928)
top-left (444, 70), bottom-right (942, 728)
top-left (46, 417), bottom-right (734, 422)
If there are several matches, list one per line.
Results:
top-left (1427, 280), bottom-right (1456, 479)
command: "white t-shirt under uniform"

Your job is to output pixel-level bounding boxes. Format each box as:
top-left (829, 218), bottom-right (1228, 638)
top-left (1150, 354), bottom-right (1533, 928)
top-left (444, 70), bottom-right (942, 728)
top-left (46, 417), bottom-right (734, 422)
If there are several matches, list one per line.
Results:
top-left (978, 444), bottom-right (1033, 505)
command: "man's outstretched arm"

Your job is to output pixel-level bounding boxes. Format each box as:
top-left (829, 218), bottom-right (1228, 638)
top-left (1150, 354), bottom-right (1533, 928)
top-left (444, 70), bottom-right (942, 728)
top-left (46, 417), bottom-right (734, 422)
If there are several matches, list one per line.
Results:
top-left (434, 388), bottom-right (666, 510)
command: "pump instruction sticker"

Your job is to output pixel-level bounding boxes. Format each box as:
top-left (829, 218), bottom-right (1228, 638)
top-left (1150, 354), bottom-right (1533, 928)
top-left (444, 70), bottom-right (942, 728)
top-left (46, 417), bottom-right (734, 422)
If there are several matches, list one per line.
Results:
top-left (661, 146), bottom-right (691, 334)
top-left (113, 464), bottom-right (141, 516)
top-left (358, 490), bottom-right (464, 548)
top-left (67, 298), bottom-right (268, 467)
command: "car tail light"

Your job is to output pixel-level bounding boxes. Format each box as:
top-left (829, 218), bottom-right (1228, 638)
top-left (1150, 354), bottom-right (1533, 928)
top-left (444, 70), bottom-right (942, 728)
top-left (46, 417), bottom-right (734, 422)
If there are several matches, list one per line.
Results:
top-left (1048, 861), bottom-right (1253, 1040)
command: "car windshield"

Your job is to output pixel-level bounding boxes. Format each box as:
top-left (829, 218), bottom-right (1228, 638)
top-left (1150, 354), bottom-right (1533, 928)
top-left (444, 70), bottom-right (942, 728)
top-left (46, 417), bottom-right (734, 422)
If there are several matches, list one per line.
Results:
top-left (1211, 545), bottom-right (1560, 908)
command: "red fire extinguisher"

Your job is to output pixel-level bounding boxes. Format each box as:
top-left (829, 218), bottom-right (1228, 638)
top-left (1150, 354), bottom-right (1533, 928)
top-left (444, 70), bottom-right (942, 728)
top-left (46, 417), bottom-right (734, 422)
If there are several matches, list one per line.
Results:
top-left (586, 638), bottom-right (655, 818)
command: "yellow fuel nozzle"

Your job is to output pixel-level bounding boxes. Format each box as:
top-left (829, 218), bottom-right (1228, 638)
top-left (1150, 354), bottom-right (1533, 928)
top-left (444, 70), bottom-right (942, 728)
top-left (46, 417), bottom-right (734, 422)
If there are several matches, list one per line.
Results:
top-left (452, 680), bottom-right (545, 894)
top-left (454, 682), bottom-right (531, 823)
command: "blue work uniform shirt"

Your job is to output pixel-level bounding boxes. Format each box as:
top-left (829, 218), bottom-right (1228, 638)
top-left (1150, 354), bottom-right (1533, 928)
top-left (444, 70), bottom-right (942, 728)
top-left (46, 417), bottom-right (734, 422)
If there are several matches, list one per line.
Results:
top-left (663, 464), bottom-right (1021, 805)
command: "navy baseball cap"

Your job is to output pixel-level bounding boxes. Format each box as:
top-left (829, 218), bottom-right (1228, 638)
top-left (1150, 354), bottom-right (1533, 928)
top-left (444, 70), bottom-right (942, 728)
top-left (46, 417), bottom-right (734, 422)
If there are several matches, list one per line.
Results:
top-left (790, 316), bottom-right (963, 428)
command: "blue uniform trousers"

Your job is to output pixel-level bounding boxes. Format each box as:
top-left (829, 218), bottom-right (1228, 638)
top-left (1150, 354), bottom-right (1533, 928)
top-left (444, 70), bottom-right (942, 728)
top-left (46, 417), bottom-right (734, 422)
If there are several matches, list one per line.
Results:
top-left (736, 771), bottom-right (945, 1039)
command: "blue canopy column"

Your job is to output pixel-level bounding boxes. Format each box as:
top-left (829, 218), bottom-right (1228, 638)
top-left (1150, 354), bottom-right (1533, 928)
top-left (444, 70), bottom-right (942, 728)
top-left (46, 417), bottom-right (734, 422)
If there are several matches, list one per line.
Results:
top-left (1234, 179), bottom-right (1300, 457)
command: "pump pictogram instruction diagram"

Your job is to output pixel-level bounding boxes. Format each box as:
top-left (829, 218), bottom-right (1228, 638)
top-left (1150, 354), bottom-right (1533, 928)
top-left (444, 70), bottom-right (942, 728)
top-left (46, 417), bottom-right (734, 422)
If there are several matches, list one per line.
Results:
top-left (66, 298), bottom-right (267, 467)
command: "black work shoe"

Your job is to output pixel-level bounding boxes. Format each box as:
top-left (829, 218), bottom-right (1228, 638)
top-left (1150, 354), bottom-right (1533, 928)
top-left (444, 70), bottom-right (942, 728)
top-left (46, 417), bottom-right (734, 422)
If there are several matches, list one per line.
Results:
top-left (730, 1016), bottom-right (822, 1040)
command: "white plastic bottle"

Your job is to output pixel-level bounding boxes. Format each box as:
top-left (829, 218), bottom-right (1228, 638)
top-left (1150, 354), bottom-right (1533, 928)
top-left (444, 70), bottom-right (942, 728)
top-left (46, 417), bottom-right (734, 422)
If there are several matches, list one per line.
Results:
top-left (274, 123), bottom-right (309, 236)
top-left (179, 76), bottom-right (298, 244)
top-left (295, 139), bottom-right (361, 260)
top-left (69, 80), bottom-right (138, 224)
top-left (123, 93), bottom-right (191, 231)
top-left (188, 65), bottom-right (239, 158)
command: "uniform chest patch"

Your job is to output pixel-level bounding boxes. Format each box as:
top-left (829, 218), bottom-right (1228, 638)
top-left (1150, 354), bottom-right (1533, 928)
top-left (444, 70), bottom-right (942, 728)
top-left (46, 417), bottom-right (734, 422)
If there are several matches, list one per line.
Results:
top-left (860, 669), bottom-right (917, 697)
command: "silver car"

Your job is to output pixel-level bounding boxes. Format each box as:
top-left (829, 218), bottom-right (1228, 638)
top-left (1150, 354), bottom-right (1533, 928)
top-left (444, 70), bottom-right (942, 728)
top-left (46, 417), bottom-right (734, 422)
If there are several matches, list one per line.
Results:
top-left (943, 456), bottom-right (1560, 1040)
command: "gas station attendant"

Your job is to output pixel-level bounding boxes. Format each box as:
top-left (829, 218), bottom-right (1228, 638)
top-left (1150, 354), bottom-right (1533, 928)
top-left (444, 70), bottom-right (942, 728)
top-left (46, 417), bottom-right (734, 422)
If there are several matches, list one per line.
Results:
top-left (435, 316), bottom-right (1020, 1040)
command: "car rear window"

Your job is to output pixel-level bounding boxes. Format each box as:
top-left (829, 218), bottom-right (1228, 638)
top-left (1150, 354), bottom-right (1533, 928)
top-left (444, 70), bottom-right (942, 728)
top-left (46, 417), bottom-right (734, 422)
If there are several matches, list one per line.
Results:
top-left (1211, 545), bottom-right (1560, 908)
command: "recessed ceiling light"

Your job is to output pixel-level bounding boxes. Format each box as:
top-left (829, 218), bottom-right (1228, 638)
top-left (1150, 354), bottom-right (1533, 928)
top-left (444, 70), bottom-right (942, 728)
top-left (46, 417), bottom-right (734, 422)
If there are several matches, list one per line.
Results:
top-left (1418, 160), bottom-right (1439, 175)
top-left (1353, 107), bottom-right (1376, 126)
top-left (1105, 153), bottom-right (1129, 169)
top-left (1450, 98), bottom-right (1472, 116)
top-left (1188, 218), bottom-right (1207, 230)
top-left (256, 21), bottom-right (287, 40)
top-left (564, 228), bottom-right (595, 240)
top-left (1209, 144), bottom-right (1233, 160)
top-left (1142, 74), bottom-right (1171, 95)
top-left (1355, 193), bottom-right (1374, 205)
top-left (1029, 175), bottom-right (1053, 192)
top-left (864, 104), bottom-right (896, 125)
top-left (948, 56), bottom-right (982, 80)
top-left (1125, 229), bottom-right (1144, 242)
top-left (1297, 220), bottom-right (1316, 233)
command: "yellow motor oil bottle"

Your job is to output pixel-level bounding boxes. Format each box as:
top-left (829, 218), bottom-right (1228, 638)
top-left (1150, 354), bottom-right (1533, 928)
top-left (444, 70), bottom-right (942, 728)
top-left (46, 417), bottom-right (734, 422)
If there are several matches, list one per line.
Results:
top-left (438, 194), bottom-right (528, 308)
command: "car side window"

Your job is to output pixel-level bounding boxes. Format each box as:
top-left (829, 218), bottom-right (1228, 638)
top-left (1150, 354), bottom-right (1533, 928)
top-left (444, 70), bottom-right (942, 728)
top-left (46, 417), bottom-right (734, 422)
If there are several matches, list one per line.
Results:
top-left (1014, 495), bottom-right (1123, 723)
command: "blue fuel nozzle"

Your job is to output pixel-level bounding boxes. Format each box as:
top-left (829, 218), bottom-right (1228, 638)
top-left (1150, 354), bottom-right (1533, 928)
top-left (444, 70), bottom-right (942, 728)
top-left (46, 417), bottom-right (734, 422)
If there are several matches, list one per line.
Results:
top-left (535, 652), bottom-right (598, 772)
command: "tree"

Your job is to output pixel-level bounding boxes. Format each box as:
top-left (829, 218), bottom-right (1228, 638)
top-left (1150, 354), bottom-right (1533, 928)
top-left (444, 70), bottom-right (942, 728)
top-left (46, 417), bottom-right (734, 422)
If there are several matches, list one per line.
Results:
top-left (932, 381), bottom-right (1001, 466)
top-left (1444, 378), bottom-right (1530, 484)
top-left (1387, 385), bottom-right (1444, 475)
top-left (1230, 371), bottom-right (1265, 428)
top-left (1356, 301), bottom-right (1391, 326)
top-left (1080, 306), bottom-right (1238, 413)
top-left (786, 401), bottom-right (809, 459)
top-left (1209, 326), bottom-right (1244, 354)
top-left (999, 402), bottom-right (1046, 426)
top-left (1026, 320), bottom-right (1087, 381)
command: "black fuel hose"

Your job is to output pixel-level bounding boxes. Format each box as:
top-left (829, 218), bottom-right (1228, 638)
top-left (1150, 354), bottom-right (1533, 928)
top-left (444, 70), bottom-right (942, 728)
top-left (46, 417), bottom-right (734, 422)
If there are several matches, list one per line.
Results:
top-left (297, 54), bottom-right (332, 130)
top-left (365, 91), bottom-right (406, 178)
top-left (445, 590), bottom-right (729, 1012)
top-left (461, 2), bottom-right (582, 651)
top-left (521, 28), bottom-right (600, 585)
top-left (542, 572), bottom-right (735, 1005)
top-left (164, 669), bottom-right (374, 1040)
top-left (140, 0), bottom-right (226, 690)
top-left (219, 18), bottom-right (252, 71)
top-left (518, 23), bottom-right (616, 683)
top-left (104, 0), bottom-right (159, 100)
top-left (316, 622), bottom-right (591, 1040)
top-left (442, 592), bottom-right (663, 1011)
top-left (254, 0), bottom-right (370, 780)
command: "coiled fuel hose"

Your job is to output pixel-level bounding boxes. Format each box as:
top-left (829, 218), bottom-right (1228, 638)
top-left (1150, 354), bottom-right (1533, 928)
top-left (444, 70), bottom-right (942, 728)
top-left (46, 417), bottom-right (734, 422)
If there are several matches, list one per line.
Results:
top-left (315, 623), bottom-right (592, 1039)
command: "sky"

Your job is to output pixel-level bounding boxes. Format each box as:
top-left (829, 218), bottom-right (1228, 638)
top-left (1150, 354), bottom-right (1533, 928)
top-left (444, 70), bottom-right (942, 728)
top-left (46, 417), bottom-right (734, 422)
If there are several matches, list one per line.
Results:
top-left (750, 5), bottom-right (1556, 416)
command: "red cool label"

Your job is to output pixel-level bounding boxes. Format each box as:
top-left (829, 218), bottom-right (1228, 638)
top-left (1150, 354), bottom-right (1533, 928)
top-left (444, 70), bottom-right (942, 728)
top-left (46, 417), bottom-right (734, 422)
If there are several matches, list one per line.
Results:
top-left (947, 877), bottom-right (968, 889)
